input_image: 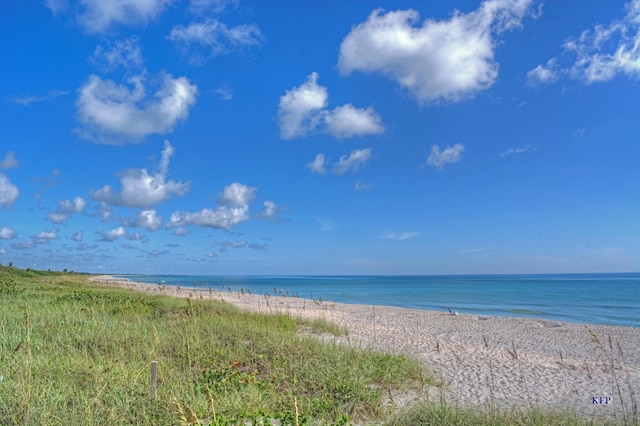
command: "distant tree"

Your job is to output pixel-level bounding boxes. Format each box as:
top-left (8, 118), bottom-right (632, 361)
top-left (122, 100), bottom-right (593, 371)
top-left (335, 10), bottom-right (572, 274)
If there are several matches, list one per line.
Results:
top-left (8, 262), bottom-right (13, 268)
top-left (63, 268), bottom-right (68, 273)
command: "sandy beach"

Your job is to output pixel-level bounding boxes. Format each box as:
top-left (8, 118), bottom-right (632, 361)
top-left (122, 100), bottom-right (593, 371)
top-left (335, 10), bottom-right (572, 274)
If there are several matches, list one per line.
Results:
top-left (91, 276), bottom-right (639, 422)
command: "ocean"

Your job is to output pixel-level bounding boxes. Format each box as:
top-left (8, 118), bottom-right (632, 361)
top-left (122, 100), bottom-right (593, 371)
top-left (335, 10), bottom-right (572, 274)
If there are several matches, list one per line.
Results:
top-left (117, 273), bottom-right (639, 328)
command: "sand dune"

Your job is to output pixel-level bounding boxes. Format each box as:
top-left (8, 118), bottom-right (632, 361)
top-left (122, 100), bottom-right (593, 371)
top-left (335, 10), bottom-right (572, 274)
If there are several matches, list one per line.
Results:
top-left (91, 276), bottom-right (639, 422)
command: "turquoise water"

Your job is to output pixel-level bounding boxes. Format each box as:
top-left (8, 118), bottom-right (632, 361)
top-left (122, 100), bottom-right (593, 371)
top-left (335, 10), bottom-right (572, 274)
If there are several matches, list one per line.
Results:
top-left (118, 273), bottom-right (640, 327)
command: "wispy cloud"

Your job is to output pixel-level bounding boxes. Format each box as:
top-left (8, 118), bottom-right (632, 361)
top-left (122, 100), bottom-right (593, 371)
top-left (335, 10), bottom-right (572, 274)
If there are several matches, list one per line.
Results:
top-left (382, 232), bottom-right (418, 241)
top-left (427, 144), bottom-right (465, 169)
top-left (500, 144), bottom-right (537, 157)
top-left (47, 0), bottom-right (172, 33)
top-left (308, 148), bottom-right (373, 175)
top-left (528, 0), bottom-right (640, 84)
top-left (168, 18), bottom-right (263, 64)
top-left (0, 151), bottom-right (19, 169)
top-left (7, 90), bottom-right (68, 106)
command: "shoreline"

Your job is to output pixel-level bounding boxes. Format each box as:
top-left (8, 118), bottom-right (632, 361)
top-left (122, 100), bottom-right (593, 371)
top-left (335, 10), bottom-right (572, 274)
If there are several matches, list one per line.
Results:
top-left (90, 275), bottom-right (640, 421)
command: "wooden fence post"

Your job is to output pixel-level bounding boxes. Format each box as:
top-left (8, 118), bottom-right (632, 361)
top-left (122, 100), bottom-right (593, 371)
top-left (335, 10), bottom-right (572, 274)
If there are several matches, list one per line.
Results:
top-left (151, 361), bottom-right (158, 398)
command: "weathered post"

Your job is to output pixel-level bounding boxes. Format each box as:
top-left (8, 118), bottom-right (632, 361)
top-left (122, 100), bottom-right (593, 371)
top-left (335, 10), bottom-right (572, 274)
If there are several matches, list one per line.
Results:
top-left (151, 361), bottom-right (158, 398)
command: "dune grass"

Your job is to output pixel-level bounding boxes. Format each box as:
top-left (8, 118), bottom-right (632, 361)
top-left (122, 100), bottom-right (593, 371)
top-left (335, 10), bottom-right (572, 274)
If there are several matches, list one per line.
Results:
top-left (0, 266), bottom-right (428, 425)
top-left (0, 265), bottom-right (635, 425)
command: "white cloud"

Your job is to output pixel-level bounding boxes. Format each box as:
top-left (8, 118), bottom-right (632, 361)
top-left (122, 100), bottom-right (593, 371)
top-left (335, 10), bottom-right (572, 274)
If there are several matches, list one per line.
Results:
top-left (529, 0), bottom-right (640, 84)
top-left (214, 240), bottom-right (247, 249)
top-left (427, 144), bottom-right (465, 169)
top-left (322, 104), bottom-right (384, 139)
top-left (0, 151), bottom-right (19, 168)
top-left (48, 196), bottom-right (87, 222)
top-left (215, 84), bottom-right (233, 100)
top-left (8, 90), bottom-right (69, 106)
top-left (168, 18), bottom-right (262, 63)
top-left (382, 232), bottom-right (418, 241)
top-left (526, 58), bottom-right (559, 85)
top-left (338, 1), bottom-right (536, 103)
top-left (76, 73), bottom-right (197, 144)
top-left (354, 180), bottom-right (370, 190)
top-left (261, 200), bottom-right (278, 219)
top-left (307, 153), bottom-right (327, 174)
top-left (33, 229), bottom-right (58, 244)
top-left (91, 38), bottom-right (144, 72)
top-left (333, 148), bottom-right (373, 175)
top-left (189, 0), bottom-right (237, 13)
top-left (74, 0), bottom-right (172, 33)
top-left (173, 227), bottom-right (190, 236)
top-left (500, 144), bottom-right (536, 157)
top-left (100, 226), bottom-right (126, 242)
top-left (278, 73), bottom-right (328, 139)
top-left (136, 210), bottom-right (163, 231)
top-left (91, 140), bottom-right (189, 208)
top-left (217, 182), bottom-right (257, 207)
top-left (278, 73), bottom-right (384, 139)
top-left (0, 227), bottom-right (17, 239)
top-left (308, 149), bottom-right (373, 175)
top-left (0, 249), bottom-right (6, 255)
top-left (0, 174), bottom-right (19, 208)
top-left (168, 183), bottom-right (256, 230)
top-left (72, 231), bottom-right (83, 241)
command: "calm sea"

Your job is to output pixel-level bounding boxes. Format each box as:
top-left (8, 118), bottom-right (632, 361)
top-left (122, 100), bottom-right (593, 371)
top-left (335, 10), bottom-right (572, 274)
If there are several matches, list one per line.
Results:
top-left (117, 273), bottom-right (640, 327)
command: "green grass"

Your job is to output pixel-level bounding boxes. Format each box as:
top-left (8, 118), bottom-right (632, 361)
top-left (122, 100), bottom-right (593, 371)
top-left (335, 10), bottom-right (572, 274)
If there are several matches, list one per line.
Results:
top-left (0, 266), bottom-right (427, 425)
top-left (0, 265), bottom-right (635, 425)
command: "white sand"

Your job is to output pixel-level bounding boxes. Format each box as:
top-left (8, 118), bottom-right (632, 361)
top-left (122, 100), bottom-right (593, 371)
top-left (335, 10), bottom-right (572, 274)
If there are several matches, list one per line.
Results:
top-left (91, 276), bottom-right (640, 422)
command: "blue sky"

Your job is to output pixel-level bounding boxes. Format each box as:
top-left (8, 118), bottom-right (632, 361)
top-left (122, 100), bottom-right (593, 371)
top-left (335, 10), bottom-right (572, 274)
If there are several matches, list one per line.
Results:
top-left (1, 0), bottom-right (638, 275)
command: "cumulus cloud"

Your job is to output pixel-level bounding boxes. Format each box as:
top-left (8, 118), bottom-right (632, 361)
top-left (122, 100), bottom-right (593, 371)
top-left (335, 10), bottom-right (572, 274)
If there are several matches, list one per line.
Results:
top-left (0, 227), bottom-right (17, 239)
top-left (51, 0), bottom-right (173, 33)
top-left (46, 196), bottom-right (87, 223)
top-left (261, 200), bottom-right (278, 219)
top-left (91, 140), bottom-right (189, 208)
top-left (136, 210), bottom-right (162, 231)
top-left (168, 183), bottom-right (256, 230)
top-left (427, 144), bottom-right (465, 169)
top-left (309, 149), bottom-right (373, 175)
top-left (76, 73), bottom-right (198, 144)
top-left (169, 18), bottom-right (262, 63)
top-left (34, 229), bottom-right (59, 244)
top-left (278, 73), bottom-right (384, 139)
top-left (100, 226), bottom-right (126, 242)
top-left (338, 1), bottom-right (536, 103)
top-left (0, 174), bottom-right (19, 208)
top-left (72, 231), bottom-right (83, 241)
top-left (322, 105), bottom-right (384, 139)
top-left (382, 232), bottom-right (418, 241)
top-left (529, 0), bottom-right (640, 84)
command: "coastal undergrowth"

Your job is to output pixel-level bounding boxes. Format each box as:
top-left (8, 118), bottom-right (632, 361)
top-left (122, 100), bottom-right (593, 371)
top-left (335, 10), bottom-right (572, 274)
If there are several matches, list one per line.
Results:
top-left (0, 265), bottom-right (428, 425)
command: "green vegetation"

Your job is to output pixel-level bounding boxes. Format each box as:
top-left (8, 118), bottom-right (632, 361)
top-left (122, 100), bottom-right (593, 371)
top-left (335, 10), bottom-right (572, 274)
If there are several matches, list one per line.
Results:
top-left (0, 266), bottom-right (427, 425)
top-left (0, 265), bottom-right (634, 425)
